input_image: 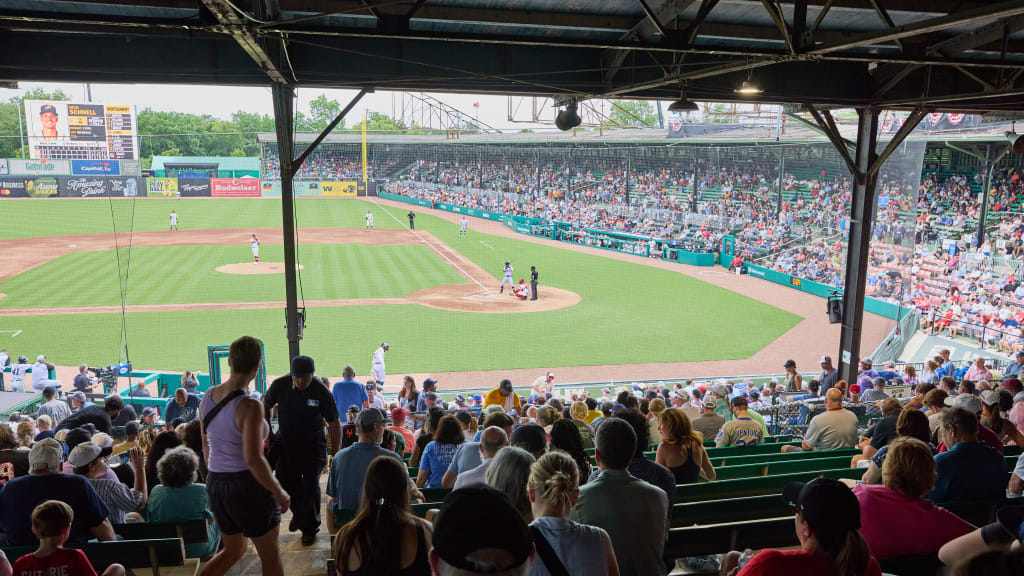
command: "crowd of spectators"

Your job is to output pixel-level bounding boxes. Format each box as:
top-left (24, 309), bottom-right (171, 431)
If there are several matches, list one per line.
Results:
top-left (262, 151), bottom-right (397, 181)
top-left (4, 338), bottom-right (1024, 574)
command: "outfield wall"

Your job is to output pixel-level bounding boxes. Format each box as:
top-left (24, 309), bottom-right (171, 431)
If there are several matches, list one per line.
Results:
top-left (0, 175), bottom-right (382, 199)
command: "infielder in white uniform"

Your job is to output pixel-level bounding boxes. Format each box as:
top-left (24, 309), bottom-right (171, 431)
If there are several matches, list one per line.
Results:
top-left (170, 210), bottom-right (178, 231)
top-left (365, 210), bottom-right (374, 231)
top-left (371, 342), bottom-right (388, 384)
top-left (500, 261), bottom-right (514, 293)
top-left (250, 234), bottom-right (260, 264)
top-left (459, 217), bottom-right (468, 238)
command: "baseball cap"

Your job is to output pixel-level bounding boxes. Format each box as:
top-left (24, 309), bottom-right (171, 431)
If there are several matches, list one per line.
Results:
top-left (472, 394), bottom-right (483, 402)
top-left (39, 104), bottom-right (58, 116)
top-left (291, 355), bottom-right (315, 377)
top-left (91, 433), bottom-right (113, 449)
top-left (36, 355), bottom-right (45, 362)
top-left (546, 372), bottom-right (555, 381)
top-left (860, 357), bottom-right (873, 367)
top-left (945, 393), bottom-right (983, 413)
top-left (849, 384), bottom-right (862, 394)
top-left (454, 394), bottom-right (466, 404)
top-left (365, 381), bottom-right (376, 391)
top-left (819, 355), bottom-right (832, 363)
top-left (980, 389), bottom-right (1000, 406)
top-left (381, 342), bottom-right (390, 350)
top-left (423, 378), bottom-right (437, 389)
top-left (391, 407), bottom-right (409, 421)
top-left (499, 379), bottom-right (514, 394)
top-left (68, 442), bottom-right (103, 468)
top-left (433, 485), bottom-right (531, 572)
top-left (356, 408), bottom-right (384, 429)
top-left (141, 407), bottom-right (157, 417)
top-left (29, 438), bottom-right (62, 474)
top-left (712, 383), bottom-right (729, 397)
top-left (702, 396), bottom-right (716, 409)
top-left (510, 424), bottom-right (547, 455)
top-left (783, 359), bottom-right (796, 368)
top-left (601, 388), bottom-right (611, 395)
top-left (672, 389), bottom-right (690, 402)
top-left (783, 478), bottom-right (861, 541)
top-left (68, 391), bottom-right (87, 404)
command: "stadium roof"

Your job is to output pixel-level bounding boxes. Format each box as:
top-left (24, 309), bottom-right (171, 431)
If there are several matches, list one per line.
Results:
top-left (150, 155), bottom-right (261, 171)
top-left (3, 0), bottom-right (1024, 112)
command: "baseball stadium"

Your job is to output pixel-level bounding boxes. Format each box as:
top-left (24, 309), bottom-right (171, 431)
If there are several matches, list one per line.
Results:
top-left (2, 1), bottom-right (1024, 576)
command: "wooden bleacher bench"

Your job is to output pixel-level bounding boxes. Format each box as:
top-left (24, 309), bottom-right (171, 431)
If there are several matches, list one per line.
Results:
top-left (713, 455), bottom-right (857, 481)
top-left (709, 447), bottom-right (859, 467)
top-left (675, 468), bottom-right (863, 502)
top-left (112, 519), bottom-right (210, 559)
top-left (1, 538), bottom-right (187, 576)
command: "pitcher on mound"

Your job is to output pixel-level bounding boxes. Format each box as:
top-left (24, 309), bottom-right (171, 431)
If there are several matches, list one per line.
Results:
top-left (250, 234), bottom-right (260, 264)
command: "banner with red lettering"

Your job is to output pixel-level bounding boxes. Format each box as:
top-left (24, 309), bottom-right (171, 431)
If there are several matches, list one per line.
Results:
top-left (211, 177), bottom-right (260, 197)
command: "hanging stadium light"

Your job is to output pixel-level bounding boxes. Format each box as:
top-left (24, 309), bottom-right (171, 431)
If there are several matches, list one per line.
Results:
top-left (555, 100), bottom-right (582, 131)
top-left (734, 80), bottom-right (763, 95)
top-left (1006, 131), bottom-right (1024, 154)
top-left (667, 86), bottom-right (699, 111)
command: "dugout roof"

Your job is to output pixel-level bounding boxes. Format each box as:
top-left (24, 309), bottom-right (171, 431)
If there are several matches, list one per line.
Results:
top-left (3, 0), bottom-right (1024, 112)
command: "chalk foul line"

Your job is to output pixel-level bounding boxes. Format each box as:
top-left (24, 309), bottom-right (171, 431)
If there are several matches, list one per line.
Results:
top-left (479, 241), bottom-right (495, 250)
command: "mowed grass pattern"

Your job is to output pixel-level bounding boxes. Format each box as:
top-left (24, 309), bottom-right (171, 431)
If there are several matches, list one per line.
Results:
top-left (0, 244), bottom-right (464, 307)
top-left (0, 198), bottom-right (801, 374)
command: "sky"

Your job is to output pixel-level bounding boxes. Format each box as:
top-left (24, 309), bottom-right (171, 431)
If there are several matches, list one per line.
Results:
top-left (0, 81), bottom-right (667, 132)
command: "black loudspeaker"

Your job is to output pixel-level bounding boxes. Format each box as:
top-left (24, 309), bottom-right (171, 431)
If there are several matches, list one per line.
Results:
top-left (827, 298), bottom-right (844, 324)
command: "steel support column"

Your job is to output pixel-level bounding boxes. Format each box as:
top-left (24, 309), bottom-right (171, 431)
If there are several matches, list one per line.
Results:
top-left (837, 109), bottom-right (879, 385)
top-left (271, 82), bottom-right (301, 360)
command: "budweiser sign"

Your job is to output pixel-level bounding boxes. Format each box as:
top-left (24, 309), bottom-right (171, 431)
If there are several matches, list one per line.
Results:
top-left (211, 178), bottom-right (260, 197)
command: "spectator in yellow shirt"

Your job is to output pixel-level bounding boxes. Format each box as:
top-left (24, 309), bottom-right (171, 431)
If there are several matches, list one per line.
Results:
top-left (483, 379), bottom-right (521, 412)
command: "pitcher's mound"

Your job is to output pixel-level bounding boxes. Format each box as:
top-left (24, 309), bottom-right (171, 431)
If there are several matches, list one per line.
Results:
top-left (216, 263), bottom-right (304, 275)
top-left (409, 284), bottom-right (580, 313)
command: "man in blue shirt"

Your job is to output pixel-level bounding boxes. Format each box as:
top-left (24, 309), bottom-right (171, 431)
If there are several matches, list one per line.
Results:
top-left (326, 408), bottom-right (421, 510)
top-left (0, 439), bottom-right (115, 546)
top-left (416, 378), bottom-right (438, 412)
top-left (164, 388), bottom-right (200, 422)
top-left (1005, 351), bottom-right (1024, 378)
top-left (925, 407), bottom-right (1005, 503)
top-left (330, 365), bottom-right (367, 419)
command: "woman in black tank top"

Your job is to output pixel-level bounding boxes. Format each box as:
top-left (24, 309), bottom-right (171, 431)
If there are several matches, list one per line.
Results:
top-left (655, 408), bottom-right (717, 484)
top-left (333, 456), bottom-right (432, 575)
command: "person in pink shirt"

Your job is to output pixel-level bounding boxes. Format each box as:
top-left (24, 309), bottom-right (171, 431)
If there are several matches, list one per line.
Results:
top-left (964, 357), bottom-right (993, 382)
top-left (848, 437), bottom-right (972, 559)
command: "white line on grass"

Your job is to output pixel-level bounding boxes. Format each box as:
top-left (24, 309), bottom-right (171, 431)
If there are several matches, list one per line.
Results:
top-left (375, 202), bottom-right (490, 292)
top-left (479, 241), bottom-right (495, 250)
top-left (0, 330), bottom-right (22, 338)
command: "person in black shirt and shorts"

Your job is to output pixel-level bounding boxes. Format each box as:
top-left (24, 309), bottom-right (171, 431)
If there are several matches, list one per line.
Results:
top-left (264, 355), bottom-right (341, 545)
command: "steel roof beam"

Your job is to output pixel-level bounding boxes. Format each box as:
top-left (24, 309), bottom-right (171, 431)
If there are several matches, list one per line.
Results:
top-left (927, 14), bottom-right (1024, 57)
top-left (199, 0), bottom-right (289, 83)
top-left (603, 0), bottom-right (699, 84)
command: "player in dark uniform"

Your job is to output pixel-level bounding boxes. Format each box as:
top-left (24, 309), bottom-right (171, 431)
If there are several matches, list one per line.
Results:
top-left (408, 211), bottom-right (415, 229)
top-left (530, 266), bottom-right (539, 301)
top-left (263, 355), bottom-right (340, 545)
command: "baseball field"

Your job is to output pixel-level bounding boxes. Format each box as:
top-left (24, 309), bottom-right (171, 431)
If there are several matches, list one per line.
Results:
top-left (0, 197), bottom-right (813, 388)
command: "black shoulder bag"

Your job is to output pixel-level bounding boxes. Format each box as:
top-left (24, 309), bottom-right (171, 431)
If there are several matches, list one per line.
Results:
top-left (201, 390), bottom-right (245, 434)
top-left (531, 526), bottom-right (570, 576)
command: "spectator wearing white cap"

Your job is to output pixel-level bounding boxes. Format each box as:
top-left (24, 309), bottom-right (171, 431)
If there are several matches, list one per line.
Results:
top-left (69, 441), bottom-right (147, 524)
top-left (671, 389), bottom-right (699, 421)
top-left (0, 439), bottom-right (115, 546)
top-left (530, 372), bottom-right (556, 396)
top-left (692, 396), bottom-right (726, 440)
top-left (366, 381), bottom-right (386, 411)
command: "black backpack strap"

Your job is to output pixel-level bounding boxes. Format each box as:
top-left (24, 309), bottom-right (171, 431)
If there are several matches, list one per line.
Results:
top-left (202, 390), bottom-right (245, 434)
top-left (531, 525), bottom-right (570, 576)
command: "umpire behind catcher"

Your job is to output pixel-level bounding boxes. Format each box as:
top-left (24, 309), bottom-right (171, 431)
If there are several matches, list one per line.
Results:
top-left (263, 355), bottom-right (341, 545)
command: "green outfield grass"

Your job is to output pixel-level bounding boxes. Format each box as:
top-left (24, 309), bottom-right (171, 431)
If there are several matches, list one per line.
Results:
top-left (0, 198), bottom-right (802, 375)
top-left (0, 244), bottom-right (464, 308)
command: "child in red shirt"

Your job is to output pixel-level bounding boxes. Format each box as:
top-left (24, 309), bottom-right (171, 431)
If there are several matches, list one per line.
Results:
top-left (12, 500), bottom-right (125, 576)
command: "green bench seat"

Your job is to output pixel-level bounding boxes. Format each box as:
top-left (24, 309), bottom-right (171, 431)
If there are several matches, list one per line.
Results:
top-left (675, 468), bottom-right (863, 502)
top-left (672, 494), bottom-right (790, 527)
top-left (112, 519), bottom-right (210, 544)
top-left (713, 456), bottom-right (857, 480)
top-left (1, 538), bottom-right (186, 576)
top-left (710, 448), bottom-right (859, 467)
top-left (665, 518), bottom-right (795, 558)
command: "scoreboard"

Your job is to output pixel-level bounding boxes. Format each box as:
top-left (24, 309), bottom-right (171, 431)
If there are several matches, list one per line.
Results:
top-left (25, 100), bottom-right (139, 161)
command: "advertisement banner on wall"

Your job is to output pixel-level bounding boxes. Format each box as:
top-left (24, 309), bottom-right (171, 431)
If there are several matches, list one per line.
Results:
top-left (211, 177), bottom-right (260, 197)
top-left (25, 177), bottom-right (60, 198)
top-left (107, 177), bottom-right (141, 197)
top-left (59, 176), bottom-right (110, 197)
top-left (9, 158), bottom-right (71, 176)
top-left (320, 180), bottom-right (357, 197)
top-left (0, 178), bottom-right (31, 198)
top-left (178, 178), bottom-right (212, 197)
top-left (296, 181), bottom-right (321, 197)
top-left (146, 177), bottom-right (178, 196)
top-left (262, 180), bottom-right (282, 197)
top-left (71, 160), bottom-right (120, 176)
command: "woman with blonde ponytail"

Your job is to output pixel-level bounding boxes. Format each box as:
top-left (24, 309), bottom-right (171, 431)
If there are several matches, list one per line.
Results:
top-left (526, 451), bottom-right (619, 576)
